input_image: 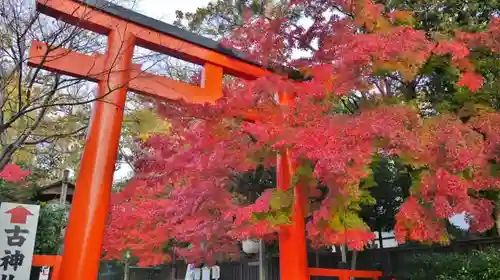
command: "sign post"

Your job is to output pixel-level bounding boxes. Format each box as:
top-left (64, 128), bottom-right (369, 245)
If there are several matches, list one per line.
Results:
top-left (0, 203), bottom-right (40, 280)
top-left (39, 266), bottom-right (50, 280)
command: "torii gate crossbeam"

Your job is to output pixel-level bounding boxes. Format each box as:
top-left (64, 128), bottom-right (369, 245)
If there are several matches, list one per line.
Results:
top-left (28, 1), bottom-right (381, 280)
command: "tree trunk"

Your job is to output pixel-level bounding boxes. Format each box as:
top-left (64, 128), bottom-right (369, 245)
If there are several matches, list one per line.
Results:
top-left (340, 245), bottom-right (347, 263)
top-left (350, 250), bottom-right (358, 270)
top-left (495, 200), bottom-right (500, 237)
top-left (123, 259), bottom-right (129, 280)
top-left (171, 249), bottom-right (177, 280)
top-left (259, 239), bottom-right (266, 280)
top-left (378, 230), bottom-right (384, 249)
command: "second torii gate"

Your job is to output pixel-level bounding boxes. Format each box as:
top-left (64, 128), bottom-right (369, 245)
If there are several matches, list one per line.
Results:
top-left (28, 1), bottom-right (382, 280)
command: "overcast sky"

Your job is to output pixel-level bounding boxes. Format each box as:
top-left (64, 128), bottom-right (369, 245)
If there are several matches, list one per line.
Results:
top-left (134, 0), bottom-right (212, 22)
top-left (112, 0), bottom-right (212, 182)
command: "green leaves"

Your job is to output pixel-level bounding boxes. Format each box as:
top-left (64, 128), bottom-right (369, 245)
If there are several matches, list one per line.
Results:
top-left (269, 189), bottom-right (294, 210)
top-left (122, 108), bottom-right (171, 141)
top-left (398, 249), bottom-right (500, 280)
top-left (293, 161), bottom-right (317, 188)
top-left (491, 162), bottom-right (500, 178)
top-left (266, 210), bottom-right (292, 225)
top-left (252, 188), bottom-right (293, 225)
top-left (34, 202), bottom-right (68, 255)
top-left (329, 211), bottom-right (368, 231)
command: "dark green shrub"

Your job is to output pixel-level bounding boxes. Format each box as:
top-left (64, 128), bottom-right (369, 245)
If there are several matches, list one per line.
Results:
top-left (34, 202), bottom-right (68, 255)
top-left (397, 249), bottom-right (500, 280)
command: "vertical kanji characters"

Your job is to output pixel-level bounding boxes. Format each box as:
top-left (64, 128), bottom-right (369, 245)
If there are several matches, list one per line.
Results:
top-left (0, 250), bottom-right (24, 271)
top-left (4, 227), bottom-right (28, 247)
top-left (0, 203), bottom-right (39, 280)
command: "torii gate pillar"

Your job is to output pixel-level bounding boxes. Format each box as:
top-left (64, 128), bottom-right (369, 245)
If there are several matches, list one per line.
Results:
top-left (277, 93), bottom-right (309, 280)
top-left (58, 29), bottom-right (135, 278)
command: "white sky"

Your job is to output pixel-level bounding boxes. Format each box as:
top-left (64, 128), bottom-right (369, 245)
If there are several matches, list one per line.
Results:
top-left (112, 0), bottom-right (212, 183)
top-left (134, 0), bottom-right (212, 22)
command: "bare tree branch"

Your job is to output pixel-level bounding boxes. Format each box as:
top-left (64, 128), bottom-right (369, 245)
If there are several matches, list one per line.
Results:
top-left (24, 125), bottom-right (87, 145)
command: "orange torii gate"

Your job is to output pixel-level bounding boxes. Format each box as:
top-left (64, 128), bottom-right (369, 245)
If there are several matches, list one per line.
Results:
top-left (28, 1), bottom-right (382, 280)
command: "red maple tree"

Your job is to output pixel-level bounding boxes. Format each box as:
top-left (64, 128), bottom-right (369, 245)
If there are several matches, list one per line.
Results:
top-left (0, 163), bottom-right (31, 183)
top-left (103, 0), bottom-right (500, 266)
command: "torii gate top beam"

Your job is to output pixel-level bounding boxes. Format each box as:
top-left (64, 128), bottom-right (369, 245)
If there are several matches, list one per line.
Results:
top-left (44, 0), bottom-right (254, 65)
top-left (35, 0), bottom-right (270, 79)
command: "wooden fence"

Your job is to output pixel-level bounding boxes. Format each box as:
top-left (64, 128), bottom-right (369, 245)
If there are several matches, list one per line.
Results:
top-left (29, 237), bottom-right (500, 280)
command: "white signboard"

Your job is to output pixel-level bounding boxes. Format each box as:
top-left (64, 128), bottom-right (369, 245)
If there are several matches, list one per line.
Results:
top-left (39, 266), bottom-right (50, 280)
top-left (211, 266), bottom-right (220, 279)
top-left (185, 264), bottom-right (195, 280)
top-left (193, 268), bottom-right (201, 280)
top-left (0, 203), bottom-right (40, 280)
top-left (201, 267), bottom-right (210, 280)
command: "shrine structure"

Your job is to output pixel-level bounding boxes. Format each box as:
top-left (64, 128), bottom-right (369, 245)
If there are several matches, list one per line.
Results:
top-left (28, 0), bottom-right (382, 279)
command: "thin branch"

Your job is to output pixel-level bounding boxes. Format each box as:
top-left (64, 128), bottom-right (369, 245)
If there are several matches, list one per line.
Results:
top-left (0, 74), bottom-right (60, 170)
top-left (341, 98), bottom-right (355, 114)
top-left (24, 125), bottom-right (87, 145)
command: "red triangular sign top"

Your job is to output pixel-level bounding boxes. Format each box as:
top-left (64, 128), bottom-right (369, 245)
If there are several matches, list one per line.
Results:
top-left (5, 206), bottom-right (33, 224)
